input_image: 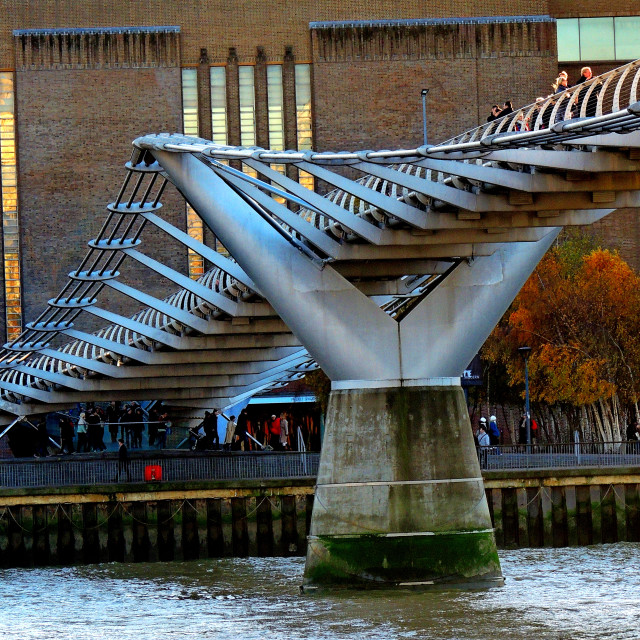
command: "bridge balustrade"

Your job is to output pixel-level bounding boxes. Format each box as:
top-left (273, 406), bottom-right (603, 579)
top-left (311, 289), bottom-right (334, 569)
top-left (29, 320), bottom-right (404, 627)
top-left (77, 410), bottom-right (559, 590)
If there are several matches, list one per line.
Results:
top-left (478, 441), bottom-right (640, 471)
top-left (0, 451), bottom-right (320, 489)
top-left (0, 442), bottom-right (638, 490)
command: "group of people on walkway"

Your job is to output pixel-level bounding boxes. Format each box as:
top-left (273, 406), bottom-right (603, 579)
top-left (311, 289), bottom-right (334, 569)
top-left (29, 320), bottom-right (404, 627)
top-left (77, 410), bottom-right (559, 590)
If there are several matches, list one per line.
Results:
top-left (476, 415), bottom-right (500, 448)
top-left (474, 416), bottom-right (498, 469)
top-left (35, 401), bottom-right (311, 458)
top-left (486, 66), bottom-right (597, 131)
top-left (35, 401), bottom-right (171, 456)
top-left (486, 100), bottom-right (514, 122)
top-left (192, 409), bottom-right (292, 452)
top-left (475, 413), bottom-right (542, 468)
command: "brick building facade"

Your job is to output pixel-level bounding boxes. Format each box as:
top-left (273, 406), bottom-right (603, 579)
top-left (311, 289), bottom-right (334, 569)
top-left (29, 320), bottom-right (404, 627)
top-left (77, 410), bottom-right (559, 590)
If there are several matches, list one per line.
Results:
top-left (0, 1), bottom-right (638, 343)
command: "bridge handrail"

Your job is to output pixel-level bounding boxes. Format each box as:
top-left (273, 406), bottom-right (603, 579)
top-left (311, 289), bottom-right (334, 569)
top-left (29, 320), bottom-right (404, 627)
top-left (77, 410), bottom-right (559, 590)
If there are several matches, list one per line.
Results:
top-left (478, 440), bottom-right (640, 471)
top-left (135, 58), bottom-right (640, 163)
top-left (0, 450), bottom-right (321, 489)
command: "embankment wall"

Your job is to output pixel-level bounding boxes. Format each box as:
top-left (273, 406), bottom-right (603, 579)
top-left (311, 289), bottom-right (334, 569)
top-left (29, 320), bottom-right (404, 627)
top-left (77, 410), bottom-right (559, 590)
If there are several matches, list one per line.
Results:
top-left (0, 468), bottom-right (638, 567)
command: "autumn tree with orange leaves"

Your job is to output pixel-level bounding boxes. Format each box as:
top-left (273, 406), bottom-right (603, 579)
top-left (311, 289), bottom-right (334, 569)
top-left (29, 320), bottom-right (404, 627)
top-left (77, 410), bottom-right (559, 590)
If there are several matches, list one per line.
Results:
top-left (482, 233), bottom-right (640, 443)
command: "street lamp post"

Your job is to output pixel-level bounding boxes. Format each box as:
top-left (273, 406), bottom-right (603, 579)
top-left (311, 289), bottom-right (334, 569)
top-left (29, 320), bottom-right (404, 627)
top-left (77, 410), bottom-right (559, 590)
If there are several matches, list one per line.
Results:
top-left (421, 89), bottom-right (429, 146)
top-left (518, 346), bottom-right (532, 446)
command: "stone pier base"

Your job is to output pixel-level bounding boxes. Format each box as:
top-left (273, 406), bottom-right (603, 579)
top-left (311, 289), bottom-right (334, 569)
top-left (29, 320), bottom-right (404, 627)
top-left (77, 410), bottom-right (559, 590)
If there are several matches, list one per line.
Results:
top-left (302, 383), bottom-right (503, 590)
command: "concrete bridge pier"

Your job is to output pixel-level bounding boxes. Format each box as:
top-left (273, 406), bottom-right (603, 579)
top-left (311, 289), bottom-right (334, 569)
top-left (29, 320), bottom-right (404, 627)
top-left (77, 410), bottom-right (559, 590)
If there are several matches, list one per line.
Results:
top-left (303, 382), bottom-right (502, 590)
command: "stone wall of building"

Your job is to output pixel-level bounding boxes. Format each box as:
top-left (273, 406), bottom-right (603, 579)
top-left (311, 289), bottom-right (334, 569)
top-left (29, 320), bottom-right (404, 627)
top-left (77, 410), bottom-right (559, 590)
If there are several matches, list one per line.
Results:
top-left (549, 2), bottom-right (639, 18)
top-left (311, 17), bottom-right (557, 150)
top-left (0, 1), bottom-right (551, 66)
top-left (14, 28), bottom-right (185, 322)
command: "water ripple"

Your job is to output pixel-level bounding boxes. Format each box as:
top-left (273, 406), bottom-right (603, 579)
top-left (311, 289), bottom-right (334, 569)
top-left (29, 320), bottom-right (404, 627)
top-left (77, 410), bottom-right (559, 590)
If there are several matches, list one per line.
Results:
top-left (0, 544), bottom-right (638, 639)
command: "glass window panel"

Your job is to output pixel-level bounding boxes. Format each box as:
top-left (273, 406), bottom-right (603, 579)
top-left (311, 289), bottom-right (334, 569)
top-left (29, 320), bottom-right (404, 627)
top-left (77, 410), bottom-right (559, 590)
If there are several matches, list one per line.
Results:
top-left (210, 66), bottom-right (228, 145)
top-left (186, 205), bottom-right (204, 280)
top-left (0, 71), bottom-right (21, 339)
top-left (181, 70), bottom-right (203, 278)
top-left (181, 68), bottom-right (199, 136)
top-left (295, 64), bottom-right (313, 151)
top-left (239, 66), bottom-right (256, 147)
top-left (579, 17), bottom-right (614, 61)
top-left (298, 170), bottom-right (314, 193)
top-left (295, 64), bottom-right (314, 191)
top-left (615, 17), bottom-right (640, 60)
top-left (556, 19), bottom-right (580, 62)
top-left (267, 65), bottom-right (284, 150)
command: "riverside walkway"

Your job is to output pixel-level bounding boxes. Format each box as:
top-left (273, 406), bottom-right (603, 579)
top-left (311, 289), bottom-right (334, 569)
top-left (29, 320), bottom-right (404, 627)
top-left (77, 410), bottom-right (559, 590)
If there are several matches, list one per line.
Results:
top-left (0, 443), bottom-right (638, 490)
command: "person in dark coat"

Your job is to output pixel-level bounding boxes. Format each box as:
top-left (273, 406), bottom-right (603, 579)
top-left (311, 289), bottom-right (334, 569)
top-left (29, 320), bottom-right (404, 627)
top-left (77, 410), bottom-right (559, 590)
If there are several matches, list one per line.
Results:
top-left (148, 405), bottom-right (159, 447)
top-left (86, 408), bottom-right (105, 451)
top-left (156, 411), bottom-right (169, 449)
top-left (236, 408), bottom-right (249, 451)
top-left (59, 414), bottom-right (75, 454)
top-left (575, 66), bottom-right (592, 85)
top-left (500, 100), bottom-right (513, 117)
top-left (201, 410), bottom-right (219, 450)
top-left (113, 438), bottom-right (131, 482)
top-left (486, 104), bottom-right (502, 122)
top-left (631, 422), bottom-right (640, 454)
top-left (35, 417), bottom-right (49, 457)
top-left (120, 406), bottom-right (135, 447)
top-left (133, 406), bottom-right (145, 448)
top-left (106, 401), bottom-right (120, 443)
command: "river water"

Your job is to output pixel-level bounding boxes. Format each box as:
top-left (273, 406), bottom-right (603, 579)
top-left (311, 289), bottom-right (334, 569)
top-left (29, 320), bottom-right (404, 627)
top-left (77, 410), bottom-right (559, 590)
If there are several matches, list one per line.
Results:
top-left (0, 544), bottom-right (638, 640)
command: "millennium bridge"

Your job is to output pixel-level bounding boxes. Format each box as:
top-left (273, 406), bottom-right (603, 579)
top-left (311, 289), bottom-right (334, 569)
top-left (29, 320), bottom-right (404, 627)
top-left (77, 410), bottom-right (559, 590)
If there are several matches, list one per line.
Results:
top-left (2, 60), bottom-right (640, 588)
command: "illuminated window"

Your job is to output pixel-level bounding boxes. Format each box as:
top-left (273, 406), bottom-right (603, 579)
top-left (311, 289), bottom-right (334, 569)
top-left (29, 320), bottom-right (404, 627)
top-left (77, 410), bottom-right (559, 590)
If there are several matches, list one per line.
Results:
top-left (0, 72), bottom-right (22, 342)
top-left (266, 65), bottom-right (285, 202)
top-left (557, 17), bottom-right (640, 62)
top-left (186, 207), bottom-right (206, 278)
top-left (209, 66), bottom-right (230, 256)
top-left (210, 66), bottom-right (228, 146)
top-left (295, 64), bottom-right (314, 192)
top-left (181, 68), bottom-right (204, 279)
top-left (267, 65), bottom-right (284, 150)
top-left (181, 68), bottom-right (198, 137)
top-left (238, 66), bottom-right (256, 147)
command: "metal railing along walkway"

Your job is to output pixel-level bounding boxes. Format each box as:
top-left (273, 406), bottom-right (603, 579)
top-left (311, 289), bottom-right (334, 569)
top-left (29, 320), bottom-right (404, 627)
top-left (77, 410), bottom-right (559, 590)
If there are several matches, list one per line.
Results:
top-left (1, 441), bottom-right (638, 490)
top-left (478, 441), bottom-right (640, 471)
top-left (0, 451), bottom-right (320, 490)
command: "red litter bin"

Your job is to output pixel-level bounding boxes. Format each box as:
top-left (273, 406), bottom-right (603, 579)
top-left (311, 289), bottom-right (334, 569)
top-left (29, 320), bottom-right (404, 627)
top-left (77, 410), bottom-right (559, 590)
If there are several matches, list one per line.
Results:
top-left (144, 465), bottom-right (162, 481)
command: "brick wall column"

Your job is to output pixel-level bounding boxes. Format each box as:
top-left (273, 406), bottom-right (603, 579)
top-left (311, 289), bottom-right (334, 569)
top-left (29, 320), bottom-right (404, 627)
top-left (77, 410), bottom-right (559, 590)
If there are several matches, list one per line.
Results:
top-left (282, 46), bottom-right (298, 182)
top-left (226, 47), bottom-right (240, 147)
top-left (197, 47), bottom-right (212, 141)
top-left (254, 46), bottom-right (268, 149)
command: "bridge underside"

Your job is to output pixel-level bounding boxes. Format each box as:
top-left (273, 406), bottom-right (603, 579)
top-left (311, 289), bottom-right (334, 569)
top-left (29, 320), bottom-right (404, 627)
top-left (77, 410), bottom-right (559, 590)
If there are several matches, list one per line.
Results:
top-left (3, 61), bottom-right (640, 586)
